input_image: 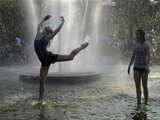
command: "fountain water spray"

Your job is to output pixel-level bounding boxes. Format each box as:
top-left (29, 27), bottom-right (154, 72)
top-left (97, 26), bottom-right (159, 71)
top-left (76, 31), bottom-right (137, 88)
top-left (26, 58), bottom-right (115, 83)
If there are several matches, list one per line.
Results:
top-left (23, 0), bottom-right (39, 65)
top-left (23, 0), bottom-right (120, 73)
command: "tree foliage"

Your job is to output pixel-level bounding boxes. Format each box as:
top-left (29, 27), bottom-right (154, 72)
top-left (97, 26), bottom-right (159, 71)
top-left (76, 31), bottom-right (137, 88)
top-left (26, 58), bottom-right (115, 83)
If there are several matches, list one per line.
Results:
top-left (109, 0), bottom-right (160, 59)
top-left (0, 0), bottom-right (28, 65)
top-left (0, 0), bottom-right (26, 41)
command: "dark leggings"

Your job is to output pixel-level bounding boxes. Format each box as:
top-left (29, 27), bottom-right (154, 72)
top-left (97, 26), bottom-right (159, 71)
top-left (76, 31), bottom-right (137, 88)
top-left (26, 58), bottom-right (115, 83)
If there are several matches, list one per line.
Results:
top-left (133, 67), bottom-right (148, 105)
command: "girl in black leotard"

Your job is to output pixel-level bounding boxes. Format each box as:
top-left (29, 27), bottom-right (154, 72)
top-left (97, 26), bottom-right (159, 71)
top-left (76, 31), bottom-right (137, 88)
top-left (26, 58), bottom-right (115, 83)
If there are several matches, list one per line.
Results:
top-left (34, 15), bottom-right (89, 104)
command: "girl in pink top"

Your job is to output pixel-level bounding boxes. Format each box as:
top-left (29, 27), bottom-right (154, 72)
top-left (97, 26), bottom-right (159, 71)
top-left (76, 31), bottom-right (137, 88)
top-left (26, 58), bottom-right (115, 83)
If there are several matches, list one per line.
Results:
top-left (128, 30), bottom-right (150, 107)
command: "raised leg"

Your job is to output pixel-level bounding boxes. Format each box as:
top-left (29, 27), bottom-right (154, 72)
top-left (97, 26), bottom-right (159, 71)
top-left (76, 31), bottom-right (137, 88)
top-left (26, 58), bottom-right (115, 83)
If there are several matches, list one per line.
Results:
top-left (56, 42), bottom-right (89, 62)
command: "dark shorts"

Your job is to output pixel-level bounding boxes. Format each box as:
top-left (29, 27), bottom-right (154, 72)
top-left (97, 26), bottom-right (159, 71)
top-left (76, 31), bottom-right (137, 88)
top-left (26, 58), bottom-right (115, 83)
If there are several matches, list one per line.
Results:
top-left (38, 52), bottom-right (58, 67)
top-left (133, 67), bottom-right (146, 73)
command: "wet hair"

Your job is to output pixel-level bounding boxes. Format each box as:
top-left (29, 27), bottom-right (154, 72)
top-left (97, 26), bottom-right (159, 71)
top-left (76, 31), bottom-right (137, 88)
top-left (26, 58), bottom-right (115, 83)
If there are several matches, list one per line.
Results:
top-left (136, 29), bottom-right (145, 43)
top-left (44, 26), bottom-right (53, 35)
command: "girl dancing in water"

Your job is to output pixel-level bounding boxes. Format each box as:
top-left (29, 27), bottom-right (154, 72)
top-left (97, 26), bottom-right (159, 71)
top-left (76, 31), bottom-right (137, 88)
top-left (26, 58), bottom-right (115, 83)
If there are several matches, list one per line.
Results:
top-left (34, 15), bottom-right (89, 104)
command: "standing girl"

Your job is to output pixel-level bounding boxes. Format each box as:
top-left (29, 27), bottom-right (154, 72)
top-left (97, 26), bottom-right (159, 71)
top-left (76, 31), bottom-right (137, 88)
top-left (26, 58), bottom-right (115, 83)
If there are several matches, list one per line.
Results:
top-left (128, 29), bottom-right (150, 106)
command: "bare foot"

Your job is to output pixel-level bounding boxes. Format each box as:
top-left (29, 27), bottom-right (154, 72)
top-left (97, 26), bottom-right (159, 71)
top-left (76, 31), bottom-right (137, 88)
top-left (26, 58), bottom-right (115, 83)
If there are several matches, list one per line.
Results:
top-left (39, 100), bottom-right (43, 105)
top-left (39, 99), bottom-right (46, 105)
top-left (81, 42), bottom-right (89, 49)
top-left (144, 101), bottom-right (148, 105)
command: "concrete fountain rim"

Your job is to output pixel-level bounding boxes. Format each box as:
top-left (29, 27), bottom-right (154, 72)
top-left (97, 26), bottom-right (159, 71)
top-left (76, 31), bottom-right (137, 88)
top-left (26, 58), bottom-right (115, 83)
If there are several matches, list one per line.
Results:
top-left (19, 72), bottom-right (101, 84)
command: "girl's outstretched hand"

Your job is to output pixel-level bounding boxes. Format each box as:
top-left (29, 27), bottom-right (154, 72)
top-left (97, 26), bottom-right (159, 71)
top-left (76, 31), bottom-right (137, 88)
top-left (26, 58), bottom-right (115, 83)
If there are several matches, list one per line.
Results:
top-left (60, 16), bottom-right (65, 23)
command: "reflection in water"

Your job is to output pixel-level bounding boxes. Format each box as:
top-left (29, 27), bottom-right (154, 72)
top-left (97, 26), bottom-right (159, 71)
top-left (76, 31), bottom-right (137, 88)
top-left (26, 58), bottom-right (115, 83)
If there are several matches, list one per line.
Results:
top-left (131, 111), bottom-right (147, 120)
top-left (1, 66), bottom-right (160, 119)
top-left (38, 106), bottom-right (49, 120)
top-left (128, 106), bottom-right (148, 120)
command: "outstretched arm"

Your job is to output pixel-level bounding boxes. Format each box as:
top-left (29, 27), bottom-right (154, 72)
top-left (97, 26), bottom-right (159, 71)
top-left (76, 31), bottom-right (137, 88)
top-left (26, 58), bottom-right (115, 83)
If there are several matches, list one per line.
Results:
top-left (51, 16), bottom-right (64, 38)
top-left (37, 15), bottom-right (51, 33)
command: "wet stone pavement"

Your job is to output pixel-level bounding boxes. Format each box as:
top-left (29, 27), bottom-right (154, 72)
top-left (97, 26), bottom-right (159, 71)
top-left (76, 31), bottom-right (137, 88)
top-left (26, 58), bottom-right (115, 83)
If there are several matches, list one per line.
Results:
top-left (0, 65), bottom-right (160, 120)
